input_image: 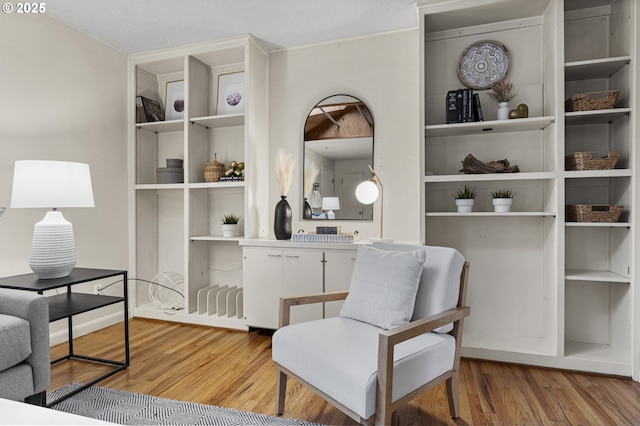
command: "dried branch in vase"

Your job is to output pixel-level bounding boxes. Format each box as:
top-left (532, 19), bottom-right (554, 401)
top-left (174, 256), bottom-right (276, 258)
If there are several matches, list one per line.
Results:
top-left (275, 149), bottom-right (295, 197)
top-left (488, 78), bottom-right (515, 103)
top-left (303, 162), bottom-right (319, 198)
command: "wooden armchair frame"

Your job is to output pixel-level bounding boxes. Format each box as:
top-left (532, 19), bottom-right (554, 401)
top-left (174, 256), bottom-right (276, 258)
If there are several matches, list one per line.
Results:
top-left (275, 261), bottom-right (470, 426)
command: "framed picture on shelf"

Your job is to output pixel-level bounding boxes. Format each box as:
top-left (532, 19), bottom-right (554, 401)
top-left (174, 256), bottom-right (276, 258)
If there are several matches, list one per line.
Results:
top-left (165, 80), bottom-right (185, 120)
top-left (217, 71), bottom-right (244, 115)
top-left (136, 96), bottom-right (164, 123)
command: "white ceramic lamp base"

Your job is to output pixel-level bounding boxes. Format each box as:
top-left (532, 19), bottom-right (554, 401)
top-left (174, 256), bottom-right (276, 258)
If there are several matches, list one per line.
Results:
top-left (29, 211), bottom-right (77, 279)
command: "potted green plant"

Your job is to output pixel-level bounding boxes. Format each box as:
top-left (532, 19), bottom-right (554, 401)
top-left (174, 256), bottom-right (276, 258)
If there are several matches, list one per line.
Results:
top-left (221, 213), bottom-right (240, 237)
top-left (453, 184), bottom-right (477, 213)
top-left (491, 189), bottom-right (515, 212)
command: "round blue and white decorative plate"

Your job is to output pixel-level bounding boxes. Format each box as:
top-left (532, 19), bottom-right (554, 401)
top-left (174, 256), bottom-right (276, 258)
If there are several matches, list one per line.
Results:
top-left (457, 40), bottom-right (510, 89)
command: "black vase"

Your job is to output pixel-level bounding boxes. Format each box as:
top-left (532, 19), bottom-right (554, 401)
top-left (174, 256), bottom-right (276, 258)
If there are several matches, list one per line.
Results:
top-left (274, 196), bottom-right (292, 240)
top-left (303, 198), bottom-right (312, 219)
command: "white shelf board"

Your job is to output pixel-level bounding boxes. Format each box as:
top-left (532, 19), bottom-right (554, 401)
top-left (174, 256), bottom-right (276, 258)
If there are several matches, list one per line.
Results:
top-left (426, 211), bottom-right (554, 217)
top-left (564, 341), bottom-right (630, 365)
top-left (190, 113), bottom-right (245, 128)
top-left (136, 119), bottom-right (184, 133)
top-left (425, 116), bottom-right (555, 138)
top-left (565, 269), bottom-right (630, 283)
top-left (133, 304), bottom-right (248, 331)
top-left (424, 171), bottom-right (556, 183)
top-left (188, 181), bottom-right (245, 189)
top-left (565, 221), bottom-right (630, 228)
top-left (565, 108), bottom-right (631, 126)
top-left (134, 183), bottom-right (185, 190)
top-left (565, 56), bottom-right (631, 81)
top-left (190, 235), bottom-right (244, 242)
top-left (563, 169), bottom-right (632, 179)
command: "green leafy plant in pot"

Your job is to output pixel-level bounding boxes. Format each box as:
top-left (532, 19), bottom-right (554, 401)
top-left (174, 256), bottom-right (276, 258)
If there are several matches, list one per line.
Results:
top-left (453, 184), bottom-right (477, 213)
top-left (221, 213), bottom-right (240, 237)
top-left (490, 189), bottom-right (515, 212)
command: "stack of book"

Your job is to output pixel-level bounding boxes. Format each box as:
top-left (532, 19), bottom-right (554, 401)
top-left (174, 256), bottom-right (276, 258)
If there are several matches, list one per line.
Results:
top-left (446, 89), bottom-right (484, 124)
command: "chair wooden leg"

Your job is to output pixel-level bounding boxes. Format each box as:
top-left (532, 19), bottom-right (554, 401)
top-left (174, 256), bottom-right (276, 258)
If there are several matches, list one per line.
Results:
top-left (276, 369), bottom-right (287, 415)
top-left (446, 374), bottom-right (460, 419)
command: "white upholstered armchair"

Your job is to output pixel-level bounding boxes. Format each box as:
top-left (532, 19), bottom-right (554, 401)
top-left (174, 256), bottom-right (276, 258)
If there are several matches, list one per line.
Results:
top-left (272, 243), bottom-right (470, 425)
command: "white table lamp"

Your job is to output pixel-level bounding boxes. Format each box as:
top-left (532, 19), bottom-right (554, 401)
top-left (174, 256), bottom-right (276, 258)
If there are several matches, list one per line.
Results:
top-left (355, 165), bottom-right (392, 242)
top-left (321, 197), bottom-right (340, 220)
top-left (11, 160), bottom-right (95, 279)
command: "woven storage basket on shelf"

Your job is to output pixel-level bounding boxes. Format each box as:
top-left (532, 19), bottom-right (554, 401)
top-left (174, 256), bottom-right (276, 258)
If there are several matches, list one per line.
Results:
top-left (565, 151), bottom-right (620, 171)
top-left (566, 204), bottom-right (623, 223)
top-left (204, 154), bottom-right (225, 182)
top-left (565, 90), bottom-right (619, 112)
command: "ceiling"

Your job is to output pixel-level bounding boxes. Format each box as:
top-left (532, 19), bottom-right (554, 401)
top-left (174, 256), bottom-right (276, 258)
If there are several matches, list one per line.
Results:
top-left (45, 0), bottom-right (419, 54)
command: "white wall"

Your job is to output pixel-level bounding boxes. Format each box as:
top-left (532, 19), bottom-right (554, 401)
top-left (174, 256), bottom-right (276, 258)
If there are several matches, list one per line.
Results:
top-left (0, 11), bottom-right (128, 343)
top-left (268, 30), bottom-right (421, 242)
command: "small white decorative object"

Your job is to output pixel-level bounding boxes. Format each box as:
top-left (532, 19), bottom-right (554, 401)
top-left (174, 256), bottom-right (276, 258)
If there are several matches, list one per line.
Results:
top-left (493, 198), bottom-right (513, 212)
top-left (497, 102), bottom-right (510, 120)
top-left (456, 199), bottom-right (474, 213)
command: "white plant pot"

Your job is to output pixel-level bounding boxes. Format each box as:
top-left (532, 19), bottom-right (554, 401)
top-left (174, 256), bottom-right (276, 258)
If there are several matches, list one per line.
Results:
top-left (493, 198), bottom-right (513, 213)
top-left (456, 199), bottom-right (474, 213)
top-left (497, 102), bottom-right (510, 120)
top-left (221, 223), bottom-right (238, 237)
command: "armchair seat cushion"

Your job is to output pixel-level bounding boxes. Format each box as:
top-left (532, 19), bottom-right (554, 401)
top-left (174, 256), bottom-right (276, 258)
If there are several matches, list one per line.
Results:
top-left (273, 316), bottom-right (455, 420)
top-left (0, 314), bottom-right (32, 371)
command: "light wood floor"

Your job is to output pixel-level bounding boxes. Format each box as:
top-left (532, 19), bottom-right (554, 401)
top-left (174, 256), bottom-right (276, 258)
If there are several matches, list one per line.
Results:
top-left (49, 318), bottom-right (640, 425)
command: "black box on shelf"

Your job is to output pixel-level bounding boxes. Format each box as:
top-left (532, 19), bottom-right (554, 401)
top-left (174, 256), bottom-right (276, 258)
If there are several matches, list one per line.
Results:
top-left (316, 226), bottom-right (341, 234)
top-left (446, 90), bottom-right (462, 123)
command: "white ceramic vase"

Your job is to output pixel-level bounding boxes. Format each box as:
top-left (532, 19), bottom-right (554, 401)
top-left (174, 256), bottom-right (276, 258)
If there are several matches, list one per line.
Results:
top-left (493, 198), bottom-right (513, 213)
top-left (221, 223), bottom-right (238, 237)
top-left (456, 199), bottom-right (474, 213)
top-left (497, 102), bottom-right (510, 120)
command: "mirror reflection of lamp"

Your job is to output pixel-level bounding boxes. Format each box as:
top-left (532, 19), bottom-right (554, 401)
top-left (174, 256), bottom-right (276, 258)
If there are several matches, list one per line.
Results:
top-left (355, 165), bottom-right (393, 242)
top-left (321, 197), bottom-right (340, 220)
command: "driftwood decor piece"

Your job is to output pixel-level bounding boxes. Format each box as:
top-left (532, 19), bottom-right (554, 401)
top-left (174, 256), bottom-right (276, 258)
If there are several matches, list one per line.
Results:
top-left (460, 153), bottom-right (520, 174)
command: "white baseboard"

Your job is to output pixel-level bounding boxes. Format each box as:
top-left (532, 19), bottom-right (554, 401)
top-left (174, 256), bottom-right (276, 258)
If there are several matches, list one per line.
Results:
top-left (49, 311), bottom-right (125, 346)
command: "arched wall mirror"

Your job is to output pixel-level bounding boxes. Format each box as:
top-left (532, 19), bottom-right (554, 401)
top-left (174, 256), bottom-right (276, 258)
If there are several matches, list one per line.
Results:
top-left (302, 95), bottom-right (374, 220)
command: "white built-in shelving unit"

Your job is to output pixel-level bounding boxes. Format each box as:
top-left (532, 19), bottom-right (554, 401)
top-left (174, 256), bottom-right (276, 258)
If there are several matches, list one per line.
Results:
top-left (128, 35), bottom-right (269, 330)
top-left (418, 0), bottom-right (638, 378)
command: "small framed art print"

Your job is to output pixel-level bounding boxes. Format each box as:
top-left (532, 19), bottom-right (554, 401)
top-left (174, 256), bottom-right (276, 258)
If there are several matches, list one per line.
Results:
top-left (165, 80), bottom-right (185, 120)
top-left (217, 71), bottom-right (244, 115)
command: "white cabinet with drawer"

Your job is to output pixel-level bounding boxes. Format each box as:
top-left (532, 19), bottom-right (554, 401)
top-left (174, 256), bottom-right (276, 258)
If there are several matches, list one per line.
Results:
top-left (242, 241), bottom-right (358, 329)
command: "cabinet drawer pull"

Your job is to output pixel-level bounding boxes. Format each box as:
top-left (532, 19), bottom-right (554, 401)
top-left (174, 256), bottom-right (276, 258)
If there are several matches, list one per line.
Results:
top-left (267, 254), bottom-right (282, 258)
top-left (284, 255), bottom-right (300, 259)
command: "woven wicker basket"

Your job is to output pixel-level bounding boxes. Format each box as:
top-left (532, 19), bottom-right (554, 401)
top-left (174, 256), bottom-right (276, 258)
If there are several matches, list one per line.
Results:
top-left (566, 204), bottom-right (622, 223)
top-left (565, 90), bottom-right (619, 112)
top-left (565, 151), bottom-right (620, 171)
top-left (204, 154), bottom-right (225, 182)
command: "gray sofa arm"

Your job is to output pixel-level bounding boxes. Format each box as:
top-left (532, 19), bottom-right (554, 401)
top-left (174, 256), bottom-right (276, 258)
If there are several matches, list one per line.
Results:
top-left (0, 289), bottom-right (50, 394)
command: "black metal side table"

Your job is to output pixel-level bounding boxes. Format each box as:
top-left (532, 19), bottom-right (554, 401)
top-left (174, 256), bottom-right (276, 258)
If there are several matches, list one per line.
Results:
top-left (0, 268), bottom-right (129, 407)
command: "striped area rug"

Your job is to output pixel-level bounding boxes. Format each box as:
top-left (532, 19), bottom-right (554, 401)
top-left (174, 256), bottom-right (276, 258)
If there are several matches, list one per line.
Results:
top-left (50, 383), bottom-right (321, 425)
